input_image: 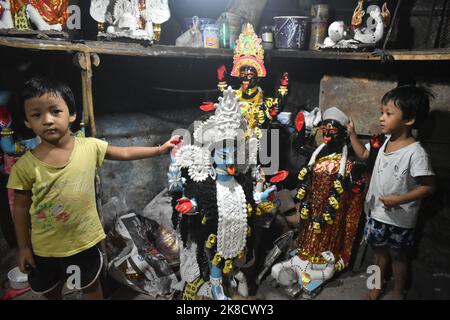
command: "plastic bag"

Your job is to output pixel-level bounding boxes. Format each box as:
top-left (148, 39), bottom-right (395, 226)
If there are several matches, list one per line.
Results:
top-left (141, 189), bottom-right (179, 266)
top-left (175, 16), bottom-right (203, 47)
top-left (106, 212), bottom-right (178, 299)
top-left (101, 196), bottom-right (129, 234)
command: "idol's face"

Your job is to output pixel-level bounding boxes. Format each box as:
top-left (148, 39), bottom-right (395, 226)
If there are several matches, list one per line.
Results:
top-left (214, 144), bottom-right (236, 175)
top-left (239, 66), bottom-right (258, 91)
top-left (320, 120), bottom-right (344, 144)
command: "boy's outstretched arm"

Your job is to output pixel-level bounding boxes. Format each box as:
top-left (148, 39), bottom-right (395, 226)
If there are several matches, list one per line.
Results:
top-left (14, 190), bottom-right (36, 273)
top-left (105, 136), bottom-right (181, 161)
top-left (347, 118), bottom-right (369, 160)
top-left (380, 176), bottom-right (436, 208)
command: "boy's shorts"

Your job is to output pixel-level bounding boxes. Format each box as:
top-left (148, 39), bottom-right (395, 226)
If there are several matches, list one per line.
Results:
top-left (364, 217), bottom-right (414, 250)
top-left (28, 245), bottom-right (103, 294)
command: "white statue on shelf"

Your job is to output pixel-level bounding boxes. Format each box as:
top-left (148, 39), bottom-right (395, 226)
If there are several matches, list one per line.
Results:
top-left (0, 0), bottom-right (14, 29)
top-left (353, 5), bottom-right (384, 44)
top-left (90, 0), bottom-right (164, 41)
top-left (113, 0), bottom-right (138, 31)
top-left (26, 3), bottom-right (62, 31)
top-left (321, 1), bottom-right (390, 50)
top-left (89, 0), bottom-right (171, 41)
top-left (90, 0), bottom-right (109, 24)
top-left (0, 0), bottom-right (67, 31)
top-left (322, 21), bottom-right (352, 48)
top-left (146, 0), bottom-right (170, 25)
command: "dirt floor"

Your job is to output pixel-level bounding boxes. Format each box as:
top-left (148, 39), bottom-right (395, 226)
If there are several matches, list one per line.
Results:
top-left (0, 244), bottom-right (416, 301)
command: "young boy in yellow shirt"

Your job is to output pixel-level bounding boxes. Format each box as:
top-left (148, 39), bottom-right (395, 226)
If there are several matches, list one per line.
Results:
top-left (7, 77), bottom-right (179, 299)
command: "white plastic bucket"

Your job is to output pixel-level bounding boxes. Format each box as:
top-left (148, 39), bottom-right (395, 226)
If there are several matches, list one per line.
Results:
top-left (7, 266), bottom-right (29, 290)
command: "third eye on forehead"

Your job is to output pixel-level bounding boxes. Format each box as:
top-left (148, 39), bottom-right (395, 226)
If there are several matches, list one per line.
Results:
top-left (216, 148), bottom-right (233, 157)
top-left (240, 71), bottom-right (255, 78)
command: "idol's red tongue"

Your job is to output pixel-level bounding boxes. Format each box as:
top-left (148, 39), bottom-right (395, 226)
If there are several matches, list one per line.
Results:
top-left (242, 81), bottom-right (249, 91)
top-left (227, 165), bottom-right (236, 176)
top-left (323, 136), bottom-right (332, 144)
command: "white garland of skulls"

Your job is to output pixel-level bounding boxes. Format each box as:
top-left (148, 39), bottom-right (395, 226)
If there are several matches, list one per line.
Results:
top-left (179, 239), bottom-right (200, 283)
top-left (216, 180), bottom-right (248, 259)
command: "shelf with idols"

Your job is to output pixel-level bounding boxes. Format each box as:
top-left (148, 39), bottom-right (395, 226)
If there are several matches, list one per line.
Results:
top-left (2, 36), bottom-right (450, 61)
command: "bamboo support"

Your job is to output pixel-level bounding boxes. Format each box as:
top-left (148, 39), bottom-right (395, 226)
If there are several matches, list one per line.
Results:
top-left (74, 52), bottom-right (100, 137)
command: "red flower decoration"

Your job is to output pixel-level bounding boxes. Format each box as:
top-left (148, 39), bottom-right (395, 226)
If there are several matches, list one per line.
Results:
top-left (295, 112), bottom-right (305, 132)
top-left (200, 102), bottom-right (216, 112)
top-left (270, 170), bottom-right (289, 183)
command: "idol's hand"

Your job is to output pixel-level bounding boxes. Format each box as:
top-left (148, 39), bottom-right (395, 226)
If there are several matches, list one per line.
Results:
top-left (280, 72), bottom-right (289, 86)
top-left (175, 198), bottom-right (194, 214)
top-left (217, 64), bottom-right (227, 81)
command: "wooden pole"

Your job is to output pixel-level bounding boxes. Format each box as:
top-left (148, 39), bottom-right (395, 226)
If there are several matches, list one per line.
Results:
top-left (73, 52), bottom-right (106, 274)
top-left (75, 52), bottom-right (100, 137)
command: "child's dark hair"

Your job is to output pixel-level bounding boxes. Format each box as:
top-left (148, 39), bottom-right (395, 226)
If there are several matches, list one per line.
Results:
top-left (20, 77), bottom-right (76, 119)
top-left (381, 85), bottom-right (434, 129)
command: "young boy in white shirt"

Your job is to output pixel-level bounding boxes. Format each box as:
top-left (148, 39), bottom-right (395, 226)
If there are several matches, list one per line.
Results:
top-left (347, 85), bottom-right (436, 299)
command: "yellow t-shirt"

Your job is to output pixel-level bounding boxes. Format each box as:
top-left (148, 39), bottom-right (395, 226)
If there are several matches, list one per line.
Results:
top-left (7, 137), bottom-right (108, 257)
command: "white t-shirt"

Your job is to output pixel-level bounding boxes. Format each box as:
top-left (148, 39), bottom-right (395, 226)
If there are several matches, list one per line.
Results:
top-left (365, 138), bottom-right (435, 229)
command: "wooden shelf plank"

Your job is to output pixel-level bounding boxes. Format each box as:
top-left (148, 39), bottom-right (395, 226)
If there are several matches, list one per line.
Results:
top-left (266, 49), bottom-right (379, 60)
top-left (1, 36), bottom-right (450, 61)
top-left (0, 36), bottom-right (233, 58)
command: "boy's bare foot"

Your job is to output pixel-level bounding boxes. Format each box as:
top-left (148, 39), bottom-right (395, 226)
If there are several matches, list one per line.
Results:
top-left (365, 288), bottom-right (383, 300)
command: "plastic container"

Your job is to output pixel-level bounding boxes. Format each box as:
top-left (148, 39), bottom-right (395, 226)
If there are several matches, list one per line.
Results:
top-left (183, 17), bottom-right (213, 32)
top-left (226, 11), bottom-right (242, 31)
top-left (260, 25), bottom-right (274, 50)
top-left (203, 24), bottom-right (219, 48)
top-left (309, 21), bottom-right (327, 50)
top-left (274, 16), bottom-right (310, 49)
top-left (229, 25), bottom-right (240, 49)
top-left (218, 13), bottom-right (230, 48)
top-left (8, 266), bottom-right (29, 290)
top-left (310, 4), bottom-right (329, 22)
